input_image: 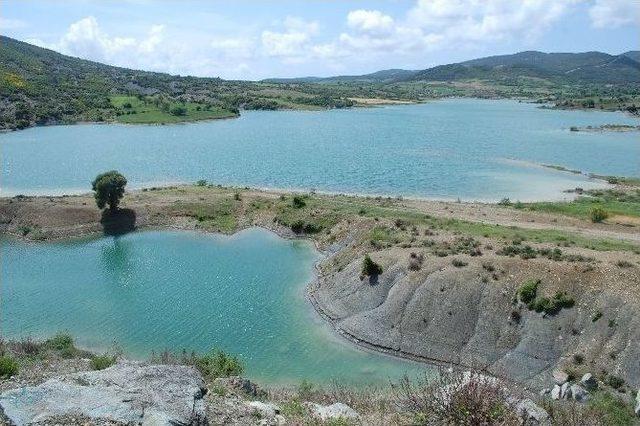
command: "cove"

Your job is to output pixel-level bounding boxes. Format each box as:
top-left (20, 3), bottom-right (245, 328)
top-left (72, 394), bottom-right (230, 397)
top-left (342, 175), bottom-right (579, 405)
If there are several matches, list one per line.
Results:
top-left (2, 99), bottom-right (638, 201)
top-left (1, 228), bottom-right (427, 385)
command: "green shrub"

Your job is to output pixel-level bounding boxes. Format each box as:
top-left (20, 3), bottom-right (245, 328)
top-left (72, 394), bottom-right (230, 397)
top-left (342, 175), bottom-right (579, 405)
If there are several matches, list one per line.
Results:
top-left (0, 355), bottom-right (19, 378)
top-left (518, 279), bottom-right (539, 304)
top-left (169, 106), bottom-right (187, 116)
top-left (605, 375), bottom-right (625, 389)
top-left (90, 354), bottom-right (117, 370)
top-left (194, 349), bottom-right (243, 380)
top-left (528, 291), bottom-right (574, 315)
top-left (591, 311), bottom-right (603, 322)
top-left (451, 259), bottom-right (468, 267)
top-left (616, 260), bottom-right (633, 268)
top-left (195, 179), bottom-right (207, 187)
top-left (362, 255), bottom-right (383, 276)
top-left (292, 196), bottom-right (306, 208)
top-left (45, 333), bottom-right (74, 351)
top-left (44, 333), bottom-right (78, 358)
top-left (590, 207), bottom-right (609, 223)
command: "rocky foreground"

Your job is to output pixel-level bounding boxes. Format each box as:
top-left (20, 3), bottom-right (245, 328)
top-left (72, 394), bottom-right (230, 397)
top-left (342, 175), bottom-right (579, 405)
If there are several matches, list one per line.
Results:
top-left (0, 360), bottom-right (597, 426)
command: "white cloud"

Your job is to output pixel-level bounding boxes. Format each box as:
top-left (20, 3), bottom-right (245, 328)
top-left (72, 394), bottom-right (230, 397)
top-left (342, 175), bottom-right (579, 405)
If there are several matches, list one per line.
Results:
top-left (408, 0), bottom-right (579, 43)
top-left (312, 0), bottom-right (582, 63)
top-left (589, 0), bottom-right (640, 28)
top-left (261, 16), bottom-right (319, 59)
top-left (54, 16), bottom-right (164, 66)
top-left (347, 10), bottom-right (395, 36)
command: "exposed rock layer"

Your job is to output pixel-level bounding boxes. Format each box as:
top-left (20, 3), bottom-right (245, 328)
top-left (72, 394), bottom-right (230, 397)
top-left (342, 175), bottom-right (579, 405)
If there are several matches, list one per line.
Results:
top-left (0, 362), bottom-right (207, 425)
top-left (310, 249), bottom-right (640, 389)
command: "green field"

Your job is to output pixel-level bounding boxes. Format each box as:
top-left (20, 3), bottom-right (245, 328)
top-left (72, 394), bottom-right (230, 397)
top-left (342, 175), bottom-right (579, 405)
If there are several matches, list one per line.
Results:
top-left (110, 95), bottom-right (237, 124)
top-left (520, 189), bottom-right (640, 221)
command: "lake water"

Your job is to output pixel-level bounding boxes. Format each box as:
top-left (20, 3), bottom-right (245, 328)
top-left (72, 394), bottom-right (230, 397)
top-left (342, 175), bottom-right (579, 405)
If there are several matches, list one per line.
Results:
top-left (1, 99), bottom-right (638, 201)
top-left (1, 228), bottom-right (427, 385)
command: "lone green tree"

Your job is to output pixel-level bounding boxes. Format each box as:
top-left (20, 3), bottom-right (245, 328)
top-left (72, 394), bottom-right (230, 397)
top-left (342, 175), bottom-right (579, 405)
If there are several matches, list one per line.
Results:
top-left (92, 171), bottom-right (127, 211)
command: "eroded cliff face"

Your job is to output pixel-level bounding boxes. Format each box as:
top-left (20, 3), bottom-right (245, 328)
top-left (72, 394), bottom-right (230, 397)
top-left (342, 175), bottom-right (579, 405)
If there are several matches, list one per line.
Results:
top-left (310, 249), bottom-right (640, 389)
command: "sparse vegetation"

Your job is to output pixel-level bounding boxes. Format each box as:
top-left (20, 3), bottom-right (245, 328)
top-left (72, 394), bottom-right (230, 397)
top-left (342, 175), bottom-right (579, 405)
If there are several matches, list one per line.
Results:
top-left (292, 195), bottom-right (306, 208)
top-left (193, 349), bottom-right (244, 380)
top-left (451, 258), bottom-right (468, 267)
top-left (392, 370), bottom-right (519, 425)
top-left (0, 355), bottom-right (19, 378)
top-left (590, 207), bottom-right (609, 223)
top-left (362, 255), bottom-right (383, 276)
top-left (90, 354), bottom-right (117, 371)
top-left (518, 279), bottom-right (540, 304)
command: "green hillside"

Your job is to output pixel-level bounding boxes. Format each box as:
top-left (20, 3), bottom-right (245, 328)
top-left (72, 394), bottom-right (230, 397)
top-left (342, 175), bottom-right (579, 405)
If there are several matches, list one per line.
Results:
top-left (0, 36), bottom-right (358, 130)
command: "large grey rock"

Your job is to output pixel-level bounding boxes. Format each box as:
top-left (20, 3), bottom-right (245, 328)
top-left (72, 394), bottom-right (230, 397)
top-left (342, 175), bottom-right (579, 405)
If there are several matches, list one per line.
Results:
top-left (515, 398), bottom-right (551, 425)
top-left (247, 400), bottom-right (280, 418)
top-left (570, 384), bottom-right (589, 402)
top-left (635, 390), bottom-right (639, 417)
top-left (552, 370), bottom-right (569, 385)
top-left (580, 373), bottom-right (598, 391)
top-left (551, 385), bottom-right (561, 400)
top-left (309, 402), bottom-right (359, 421)
top-left (0, 362), bottom-right (207, 426)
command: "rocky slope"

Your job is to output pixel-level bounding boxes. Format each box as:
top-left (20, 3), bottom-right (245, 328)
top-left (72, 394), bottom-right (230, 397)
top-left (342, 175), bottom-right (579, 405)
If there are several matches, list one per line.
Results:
top-left (310, 246), bottom-right (640, 390)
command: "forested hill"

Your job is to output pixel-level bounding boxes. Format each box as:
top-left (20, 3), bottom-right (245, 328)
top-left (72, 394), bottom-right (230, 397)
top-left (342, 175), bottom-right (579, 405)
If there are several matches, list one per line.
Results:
top-left (407, 51), bottom-right (640, 84)
top-left (0, 36), bottom-right (358, 130)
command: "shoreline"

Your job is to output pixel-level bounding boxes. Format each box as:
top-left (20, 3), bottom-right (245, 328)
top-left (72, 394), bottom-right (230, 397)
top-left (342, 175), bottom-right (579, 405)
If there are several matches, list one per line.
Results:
top-left (0, 166), bottom-right (614, 203)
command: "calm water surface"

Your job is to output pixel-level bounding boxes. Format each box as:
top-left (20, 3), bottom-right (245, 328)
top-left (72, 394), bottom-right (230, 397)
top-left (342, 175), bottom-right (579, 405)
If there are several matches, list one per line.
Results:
top-left (1, 228), bottom-right (427, 385)
top-left (1, 99), bottom-right (638, 200)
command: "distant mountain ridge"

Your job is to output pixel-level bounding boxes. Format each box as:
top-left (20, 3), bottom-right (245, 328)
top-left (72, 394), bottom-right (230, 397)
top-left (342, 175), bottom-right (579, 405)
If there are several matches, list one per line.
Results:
top-left (263, 69), bottom-right (418, 84)
top-left (265, 50), bottom-right (640, 85)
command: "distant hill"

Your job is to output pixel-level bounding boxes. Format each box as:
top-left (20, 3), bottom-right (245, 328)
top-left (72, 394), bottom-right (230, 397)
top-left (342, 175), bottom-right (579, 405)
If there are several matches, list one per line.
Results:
top-left (623, 51), bottom-right (640, 62)
top-left (267, 51), bottom-right (640, 85)
top-left (263, 69), bottom-right (418, 84)
top-left (407, 51), bottom-right (640, 84)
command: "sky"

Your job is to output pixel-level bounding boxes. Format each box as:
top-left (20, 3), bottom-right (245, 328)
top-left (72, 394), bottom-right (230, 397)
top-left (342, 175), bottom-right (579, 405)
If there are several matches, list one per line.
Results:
top-left (1, 0), bottom-right (639, 80)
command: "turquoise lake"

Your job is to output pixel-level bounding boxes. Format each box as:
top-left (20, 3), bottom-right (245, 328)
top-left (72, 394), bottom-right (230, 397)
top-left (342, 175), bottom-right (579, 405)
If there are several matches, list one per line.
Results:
top-left (1, 99), bottom-right (638, 201)
top-left (1, 228), bottom-right (427, 385)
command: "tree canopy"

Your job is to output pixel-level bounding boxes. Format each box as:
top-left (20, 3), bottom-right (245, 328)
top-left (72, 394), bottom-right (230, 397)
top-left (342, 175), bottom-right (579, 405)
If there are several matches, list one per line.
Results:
top-left (92, 171), bottom-right (127, 210)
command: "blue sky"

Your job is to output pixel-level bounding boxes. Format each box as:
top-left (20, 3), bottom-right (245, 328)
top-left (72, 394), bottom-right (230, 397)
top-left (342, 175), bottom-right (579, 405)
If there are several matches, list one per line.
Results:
top-left (1, 0), bottom-right (639, 80)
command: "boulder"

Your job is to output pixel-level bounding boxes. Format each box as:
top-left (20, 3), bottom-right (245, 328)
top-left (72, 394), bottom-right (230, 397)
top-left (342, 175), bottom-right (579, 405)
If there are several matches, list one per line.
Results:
top-left (309, 402), bottom-right (359, 421)
top-left (580, 373), bottom-right (598, 391)
top-left (560, 382), bottom-right (571, 399)
top-left (247, 401), bottom-right (280, 418)
top-left (226, 376), bottom-right (260, 396)
top-left (539, 388), bottom-right (550, 397)
top-left (0, 362), bottom-right (207, 426)
top-left (635, 390), bottom-right (640, 417)
top-left (570, 384), bottom-right (589, 403)
top-left (515, 398), bottom-right (551, 425)
top-left (552, 370), bottom-right (569, 385)
top-left (551, 385), bottom-right (561, 400)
